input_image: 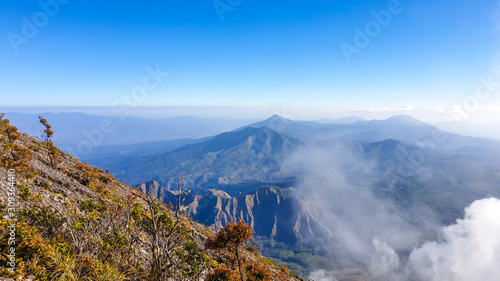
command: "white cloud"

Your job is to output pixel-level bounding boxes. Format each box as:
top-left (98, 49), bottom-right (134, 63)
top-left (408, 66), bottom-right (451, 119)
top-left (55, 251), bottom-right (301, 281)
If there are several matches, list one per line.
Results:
top-left (309, 270), bottom-right (338, 281)
top-left (370, 238), bottom-right (399, 277)
top-left (400, 104), bottom-right (414, 111)
top-left (407, 197), bottom-right (500, 281)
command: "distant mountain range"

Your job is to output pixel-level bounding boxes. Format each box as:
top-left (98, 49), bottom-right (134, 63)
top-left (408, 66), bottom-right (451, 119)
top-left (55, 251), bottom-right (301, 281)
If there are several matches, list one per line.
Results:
top-left (83, 114), bottom-right (500, 190)
top-left (7, 111), bottom-right (500, 276)
top-left (3, 112), bottom-right (256, 147)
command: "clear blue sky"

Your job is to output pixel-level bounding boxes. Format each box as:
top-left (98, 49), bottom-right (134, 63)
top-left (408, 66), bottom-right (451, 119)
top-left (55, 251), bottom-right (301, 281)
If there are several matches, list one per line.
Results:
top-left (1, 0), bottom-right (499, 124)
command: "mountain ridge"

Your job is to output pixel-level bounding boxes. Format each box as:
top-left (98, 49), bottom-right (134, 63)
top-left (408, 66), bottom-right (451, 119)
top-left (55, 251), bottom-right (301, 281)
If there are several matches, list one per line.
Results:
top-left (85, 114), bottom-right (500, 188)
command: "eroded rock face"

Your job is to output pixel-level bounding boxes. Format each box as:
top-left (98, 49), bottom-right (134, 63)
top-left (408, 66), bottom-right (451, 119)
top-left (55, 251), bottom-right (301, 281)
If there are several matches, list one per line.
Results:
top-left (193, 187), bottom-right (332, 243)
top-left (139, 181), bottom-right (332, 243)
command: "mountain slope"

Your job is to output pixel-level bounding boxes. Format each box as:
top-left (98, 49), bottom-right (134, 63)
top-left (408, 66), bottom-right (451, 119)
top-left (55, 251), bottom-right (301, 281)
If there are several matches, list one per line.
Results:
top-left (114, 126), bottom-right (301, 188)
top-left (0, 116), bottom-right (303, 281)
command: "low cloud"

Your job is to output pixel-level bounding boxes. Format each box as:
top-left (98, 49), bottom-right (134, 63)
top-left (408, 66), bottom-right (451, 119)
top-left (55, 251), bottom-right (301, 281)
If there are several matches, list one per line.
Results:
top-left (306, 197), bottom-right (500, 281)
top-left (309, 270), bottom-right (338, 281)
top-left (370, 238), bottom-right (399, 278)
top-left (407, 197), bottom-right (500, 281)
top-left (400, 104), bottom-right (414, 111)
top-left (286, 142), bottom-right (426, 279)
top-left (286, 141), bottom-right (500, 281)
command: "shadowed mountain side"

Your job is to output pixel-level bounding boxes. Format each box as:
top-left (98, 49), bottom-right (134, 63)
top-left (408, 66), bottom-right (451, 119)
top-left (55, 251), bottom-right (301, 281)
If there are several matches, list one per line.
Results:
top-left (119, 127), bottom-right (301, 187)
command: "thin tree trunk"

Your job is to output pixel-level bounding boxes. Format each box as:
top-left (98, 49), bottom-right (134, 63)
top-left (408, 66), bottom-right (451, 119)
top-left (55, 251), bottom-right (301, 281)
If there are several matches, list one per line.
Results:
top-left (236, 247), bottom-right (244, 281)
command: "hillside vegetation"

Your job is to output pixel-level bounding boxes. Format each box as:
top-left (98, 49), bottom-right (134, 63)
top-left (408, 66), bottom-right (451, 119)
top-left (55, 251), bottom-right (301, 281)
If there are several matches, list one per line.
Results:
top-left (0, 114), bottom-right (303, 281)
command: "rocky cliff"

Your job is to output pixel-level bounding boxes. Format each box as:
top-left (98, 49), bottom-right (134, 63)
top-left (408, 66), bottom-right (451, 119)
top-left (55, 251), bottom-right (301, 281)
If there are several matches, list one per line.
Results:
top-left (138, 181), bottom-right (332, 243)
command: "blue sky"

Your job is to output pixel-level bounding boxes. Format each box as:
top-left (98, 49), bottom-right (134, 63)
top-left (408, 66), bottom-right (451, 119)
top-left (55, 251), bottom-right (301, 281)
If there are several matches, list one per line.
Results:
top-left (1, 0), bottom-right (500, 132)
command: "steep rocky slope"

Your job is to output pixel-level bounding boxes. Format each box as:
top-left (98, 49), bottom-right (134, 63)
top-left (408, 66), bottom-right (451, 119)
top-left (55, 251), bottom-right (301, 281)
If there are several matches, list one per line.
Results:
top-left (0, 116), bottom-right (304, 281)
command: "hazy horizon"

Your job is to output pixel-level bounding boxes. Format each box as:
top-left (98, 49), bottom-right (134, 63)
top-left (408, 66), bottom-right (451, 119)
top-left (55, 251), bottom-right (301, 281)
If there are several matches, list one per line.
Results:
top-left (2, 105), bottom-right (500, 141)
